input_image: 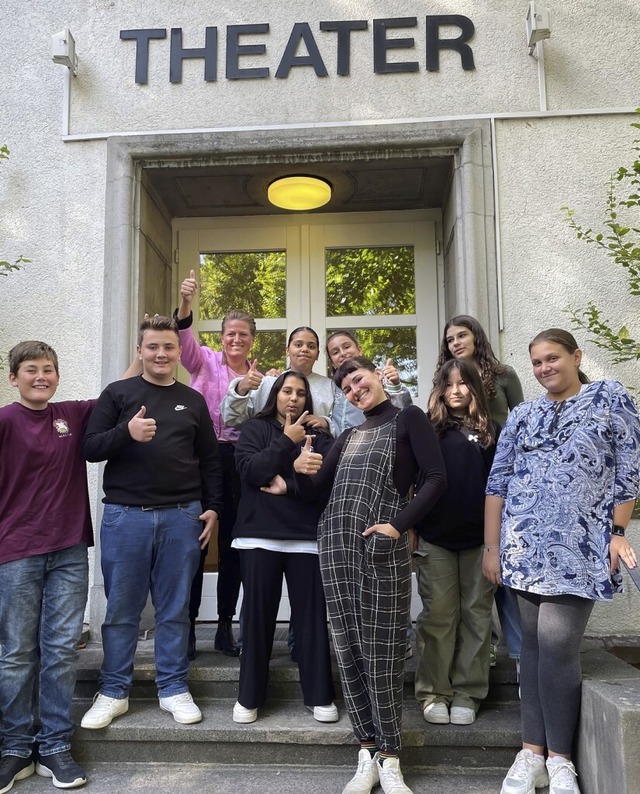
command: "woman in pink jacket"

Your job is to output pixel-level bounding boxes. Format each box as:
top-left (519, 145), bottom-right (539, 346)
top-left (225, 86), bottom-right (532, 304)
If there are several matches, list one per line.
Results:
top-left (175, 270), bottom-right (256, 658)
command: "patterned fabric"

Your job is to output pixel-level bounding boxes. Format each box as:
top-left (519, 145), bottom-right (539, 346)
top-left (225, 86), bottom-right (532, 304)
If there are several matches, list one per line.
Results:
top-left (486, 380), bottom-right (640, 600)
top-left (318, 416), bottom-right (412, 753)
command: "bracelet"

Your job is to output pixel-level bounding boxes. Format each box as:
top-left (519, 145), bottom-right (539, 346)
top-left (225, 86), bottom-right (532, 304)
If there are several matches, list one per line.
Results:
top-left (484, 545), bottom-right (499, 551)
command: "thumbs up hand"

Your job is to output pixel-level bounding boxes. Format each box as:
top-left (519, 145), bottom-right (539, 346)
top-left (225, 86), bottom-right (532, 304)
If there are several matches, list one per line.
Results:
top-left (128, 405), bottom-right (157, 442)
top-left (382, 357), bottom-right (400, 386)
top-left (293, 434), bottom-right (324, 476)
top-left (237, 359), bottom-right (263, 396)
top-left (180, 270), bottom-right (198, 303)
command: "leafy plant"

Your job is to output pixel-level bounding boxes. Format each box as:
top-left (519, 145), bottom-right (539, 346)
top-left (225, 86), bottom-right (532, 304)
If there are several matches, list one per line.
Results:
top-left (562, 110), bottom-right (640, 364)
top-left (1, 145), bottom-right (30, 369)
top-left (0, 145), bottom-right (31, 275)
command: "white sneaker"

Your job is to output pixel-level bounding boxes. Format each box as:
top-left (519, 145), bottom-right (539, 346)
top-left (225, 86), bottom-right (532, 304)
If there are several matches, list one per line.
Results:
top-left (232, 701), bottom-right (258, 724)
top-left (309, 703), bottom-right (339, 722)
top-left (450, 706), bottom-right (476, 725)
top-left (501, 749), bottom-right (549, 794)
top-left (422, 701), bottom-right (449, 724)
top-left (547, 757), bottom-right (581, 794)
top-left (80, 693), bottom-right (129, 729)
top-left (376, 755), bottom-right (413, 794)
top-left (341, 749), bottom-right (379, 794)
top-left (159, 692), bottom-right (202, 724)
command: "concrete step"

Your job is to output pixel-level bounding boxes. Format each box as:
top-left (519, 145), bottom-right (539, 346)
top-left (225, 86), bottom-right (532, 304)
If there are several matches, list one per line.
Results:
top-left (15, 762), bottom-right (533, 794)
top-left (75, 640), bottom-right (521, 705)
top-left (73, 634), bottom-right (521, 772)
top-left (71, 695), bottom-right (521, 768)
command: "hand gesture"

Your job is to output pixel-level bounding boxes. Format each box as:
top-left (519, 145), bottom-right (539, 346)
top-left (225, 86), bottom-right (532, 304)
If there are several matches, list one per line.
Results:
top-left (363, 522), bottom-right (400, 539)
top-left (265, 368), bottom-right (282, 377)
top-left (293, 435), bottom-right (323, 475)
top-left (382, 358), bottom-right (400, 386)
top-left (198, 509), bottom-right (218, 549)
top-left (128, 406), bottom-right (156, 443)
top-left (260, 474), bottom-right (287, 496)
top-left (283, 411), bottom-right (310, 444)
top-left (237, 359), bottom-right (263, 396)
top-left (180, 270), bottom-right (198, 304)
top-left (304, 414), bottom-right (330, 431)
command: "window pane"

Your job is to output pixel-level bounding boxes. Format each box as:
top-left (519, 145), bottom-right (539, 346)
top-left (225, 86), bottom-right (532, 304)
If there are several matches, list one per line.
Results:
top-left (199, 252), bottom-right (286, 320)
top-left (336, 327), bottom-right (418, 396)
top-left (200, 331), bottom-right (287, 375)
top-left (325, 246), bottom-right (416, 317)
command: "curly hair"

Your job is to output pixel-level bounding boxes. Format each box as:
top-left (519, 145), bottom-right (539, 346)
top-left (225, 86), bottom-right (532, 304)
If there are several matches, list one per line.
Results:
top-left (428, 359), bottom-right (495, 447)
top-left (435, 315), bottom-right (506, 400)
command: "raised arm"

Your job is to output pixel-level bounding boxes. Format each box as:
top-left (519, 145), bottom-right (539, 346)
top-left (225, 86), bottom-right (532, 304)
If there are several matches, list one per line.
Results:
top-left (220, 370), bottom-right (271, 428)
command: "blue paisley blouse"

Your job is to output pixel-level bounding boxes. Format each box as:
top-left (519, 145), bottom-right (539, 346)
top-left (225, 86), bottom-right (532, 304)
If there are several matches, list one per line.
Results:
top-left (486, 380), bottom-right (640, 601)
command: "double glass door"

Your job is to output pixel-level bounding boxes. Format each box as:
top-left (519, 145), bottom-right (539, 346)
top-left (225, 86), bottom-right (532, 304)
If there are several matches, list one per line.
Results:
top-left (174, 209), bottom-right (442, 618)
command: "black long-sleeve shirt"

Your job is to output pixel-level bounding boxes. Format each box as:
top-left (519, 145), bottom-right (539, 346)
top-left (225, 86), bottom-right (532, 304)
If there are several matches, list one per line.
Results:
top-left (296, 401), bottom-right (447, 533)
top-left (83, 376), bottom-right (223, 513)
top-left (233, 418), bottom-right (334, 542)
top-left (417, 422), bottom-right (499, 550)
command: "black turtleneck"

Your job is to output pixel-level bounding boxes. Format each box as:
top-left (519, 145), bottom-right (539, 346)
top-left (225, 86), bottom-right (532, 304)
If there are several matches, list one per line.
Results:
top-left (296, 400), bottom-right (446, 533)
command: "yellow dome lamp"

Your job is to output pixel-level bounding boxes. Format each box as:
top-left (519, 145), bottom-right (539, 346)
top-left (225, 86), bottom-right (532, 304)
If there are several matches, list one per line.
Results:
top-left (267, 175), bottom-right (332, 211)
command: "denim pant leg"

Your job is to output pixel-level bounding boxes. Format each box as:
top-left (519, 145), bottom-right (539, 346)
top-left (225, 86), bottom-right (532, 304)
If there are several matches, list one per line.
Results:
top-left (38, 544), bottom-right (89, 756)
top-left (495, 585), bottom-right (522, 659)
top-left (151, 503), bottom-right (202, 697)
top-left (0, 555), bottom-right (46, 758)
top-left (100, 505), bottom-right (156, 698)
top-left (0, 545), bottom-right (88, 758)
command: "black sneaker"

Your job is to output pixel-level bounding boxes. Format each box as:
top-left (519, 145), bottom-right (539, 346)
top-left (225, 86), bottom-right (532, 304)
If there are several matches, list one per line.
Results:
top-left (36, 751), bottom-right (86, 789)
top-left (0, 755), bottom-right (35, 794)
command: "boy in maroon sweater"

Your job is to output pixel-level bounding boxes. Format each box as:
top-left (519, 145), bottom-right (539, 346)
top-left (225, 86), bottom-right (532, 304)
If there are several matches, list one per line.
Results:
top-left (0, 341), bottom-right (92, 792)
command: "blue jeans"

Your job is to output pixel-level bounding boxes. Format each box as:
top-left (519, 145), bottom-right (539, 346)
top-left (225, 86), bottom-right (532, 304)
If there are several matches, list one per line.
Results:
top-left (0, 544), bottom-right (88, 758)
top-left (494, 585), bottom-right (522, 659)
top-left (99, 502), bottom-right (202, 698)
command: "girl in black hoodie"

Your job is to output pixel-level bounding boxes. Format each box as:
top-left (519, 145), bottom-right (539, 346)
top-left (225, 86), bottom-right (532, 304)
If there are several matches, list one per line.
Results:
top-left (231, 371), bottom-right (337, 725)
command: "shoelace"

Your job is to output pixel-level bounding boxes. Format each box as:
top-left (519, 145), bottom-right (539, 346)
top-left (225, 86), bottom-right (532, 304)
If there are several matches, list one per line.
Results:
top-left (508, 752), bottom-right (536, 780)
top-left (171, 693), bottom-right (193, 704)
top-left (548, 761), bottom-right (576, 786)
top-left (48, 751), bottom-right (76, 770)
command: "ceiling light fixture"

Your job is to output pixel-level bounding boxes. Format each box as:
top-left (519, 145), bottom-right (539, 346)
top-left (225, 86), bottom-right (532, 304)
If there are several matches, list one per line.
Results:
top-left (267, 175), bottom-right (332, 211)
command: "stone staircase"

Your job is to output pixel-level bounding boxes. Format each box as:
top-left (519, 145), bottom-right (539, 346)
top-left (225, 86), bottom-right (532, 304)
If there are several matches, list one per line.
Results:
top-left (32, 624), bottom-right (525, 793)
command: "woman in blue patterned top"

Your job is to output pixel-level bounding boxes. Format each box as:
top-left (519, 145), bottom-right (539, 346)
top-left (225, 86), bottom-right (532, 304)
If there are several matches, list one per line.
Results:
top-left (483, 328), bottom-right (640, 794)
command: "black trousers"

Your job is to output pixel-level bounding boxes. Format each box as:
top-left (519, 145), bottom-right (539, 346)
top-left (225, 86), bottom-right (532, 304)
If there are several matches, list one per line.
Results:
top-left (189, 442), bottom-right (241, 624)
top-left (238, 547), bottom-right (335, 709)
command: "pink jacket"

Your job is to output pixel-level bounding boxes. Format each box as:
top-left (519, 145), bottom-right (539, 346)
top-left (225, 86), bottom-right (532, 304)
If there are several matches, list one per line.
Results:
top-left (179, 327), bottom-right (248, 443)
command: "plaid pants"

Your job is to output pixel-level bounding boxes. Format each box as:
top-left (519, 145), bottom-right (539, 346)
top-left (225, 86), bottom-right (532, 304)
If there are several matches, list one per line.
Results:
top-left (319, 418), bottom-right (412, 753)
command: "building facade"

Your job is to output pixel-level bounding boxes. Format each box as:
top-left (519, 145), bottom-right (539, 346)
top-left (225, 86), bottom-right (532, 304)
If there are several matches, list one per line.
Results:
top-left (1, 0), bottom-right (639, 634)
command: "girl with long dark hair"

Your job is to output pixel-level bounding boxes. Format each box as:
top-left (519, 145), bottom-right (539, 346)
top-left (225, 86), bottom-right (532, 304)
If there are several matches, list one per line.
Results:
top-left (231, 371), bottom-right (337, 725)
top-left (436, 314), bottom-right (524, 672)
top-left (414, 359), bottom-right (498, 726)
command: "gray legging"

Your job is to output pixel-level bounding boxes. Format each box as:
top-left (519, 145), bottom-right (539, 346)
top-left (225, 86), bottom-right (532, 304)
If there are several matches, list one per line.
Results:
top-left (516, 591), bottom-right (594, 755)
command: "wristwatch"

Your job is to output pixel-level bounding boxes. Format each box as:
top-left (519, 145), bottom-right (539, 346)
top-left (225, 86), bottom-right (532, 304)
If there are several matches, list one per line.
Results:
top-left (611, 524), bottom-right (626, 537)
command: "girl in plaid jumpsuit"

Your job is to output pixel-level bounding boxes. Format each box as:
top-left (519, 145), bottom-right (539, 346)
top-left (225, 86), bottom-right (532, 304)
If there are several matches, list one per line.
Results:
top-left (294, 357), bottom-right (446, 794)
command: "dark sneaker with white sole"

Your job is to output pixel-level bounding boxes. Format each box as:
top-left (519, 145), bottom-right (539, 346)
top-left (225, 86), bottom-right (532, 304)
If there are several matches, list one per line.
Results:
top-left (0, 755), bottom-right (35, 794)
top-left (36, 751), bottom-right (86, 789)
